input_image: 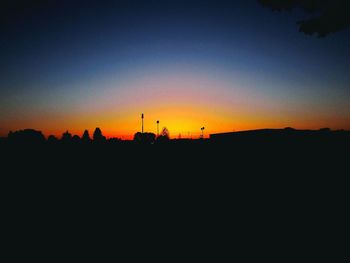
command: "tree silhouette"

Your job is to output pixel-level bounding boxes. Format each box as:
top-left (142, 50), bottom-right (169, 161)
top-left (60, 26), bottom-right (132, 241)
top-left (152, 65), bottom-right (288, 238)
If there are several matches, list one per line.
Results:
top-left (258, 0), bottom-right (350, 37)
top-left (61, 130), bottom-right (72, 141)
top-left (72, 135), bottom-right (81, 143)
top-left (8, 129), bottom-right (45, 143)
top-left (157, 127), bottom-right (170, 142)
top-left (48, 135), bottom-right (58, 143)
top-left (161, 127), bottom-right (169, 138)
top-left (134, 132), bottom-right (156, 144)
top-left (93, 127), bottom-right (106, 143)
top-left (134, 132), bottom-right (142, 141)
top-left (82, 129), bottom-right (91, 143)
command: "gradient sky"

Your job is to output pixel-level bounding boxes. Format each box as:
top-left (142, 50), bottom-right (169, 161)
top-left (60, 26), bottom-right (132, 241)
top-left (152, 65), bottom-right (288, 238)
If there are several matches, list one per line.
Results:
top-left (1, 0), bottom-right (350, 139)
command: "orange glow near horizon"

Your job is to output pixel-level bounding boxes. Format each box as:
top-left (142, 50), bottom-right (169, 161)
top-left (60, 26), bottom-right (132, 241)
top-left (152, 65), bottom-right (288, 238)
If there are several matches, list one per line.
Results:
top-left (2, 1), bottom-right (350, 142)
top-left (2, 105), bottom-right (349, 140)
top-left (1, 72), bottom-right (350, 139)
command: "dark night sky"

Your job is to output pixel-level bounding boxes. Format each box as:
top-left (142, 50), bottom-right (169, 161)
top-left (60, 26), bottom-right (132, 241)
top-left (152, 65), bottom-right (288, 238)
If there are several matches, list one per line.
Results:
top-left (1, 0), bottom-right (349, 138)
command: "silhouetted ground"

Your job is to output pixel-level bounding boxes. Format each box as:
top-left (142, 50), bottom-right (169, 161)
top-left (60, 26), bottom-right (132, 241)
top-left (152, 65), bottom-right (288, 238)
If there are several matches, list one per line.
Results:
top-left (2, 129), bottom-right (348, 189)
top-left (1, 130), bottom-right (348, 259)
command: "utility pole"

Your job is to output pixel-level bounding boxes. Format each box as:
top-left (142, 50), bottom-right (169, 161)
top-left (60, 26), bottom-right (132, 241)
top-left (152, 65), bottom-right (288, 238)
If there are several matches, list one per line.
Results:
top-left (141, 113), bottom-right (144, 133)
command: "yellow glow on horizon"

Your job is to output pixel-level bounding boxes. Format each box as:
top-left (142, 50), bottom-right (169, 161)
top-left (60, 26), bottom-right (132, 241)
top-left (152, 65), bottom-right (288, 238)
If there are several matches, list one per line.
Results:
top-left (2, 71), bottom-right (350, 139)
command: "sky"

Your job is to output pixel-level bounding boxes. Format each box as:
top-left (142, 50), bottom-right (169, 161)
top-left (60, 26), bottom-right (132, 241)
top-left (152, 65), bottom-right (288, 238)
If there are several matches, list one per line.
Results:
top-left (1, 0), bottom-right (350, 139)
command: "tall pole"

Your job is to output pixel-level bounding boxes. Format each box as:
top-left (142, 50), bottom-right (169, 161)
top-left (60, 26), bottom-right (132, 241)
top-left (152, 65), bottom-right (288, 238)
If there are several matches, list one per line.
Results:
top-left (157, 120), bottom-right (159, 137)
top-left (141, 113), bottom-right (144, 134)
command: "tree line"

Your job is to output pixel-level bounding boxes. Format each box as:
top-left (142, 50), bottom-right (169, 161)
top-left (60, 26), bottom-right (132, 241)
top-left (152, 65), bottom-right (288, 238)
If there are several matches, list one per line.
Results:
top-left (5, 127), bottom-right (170, 144)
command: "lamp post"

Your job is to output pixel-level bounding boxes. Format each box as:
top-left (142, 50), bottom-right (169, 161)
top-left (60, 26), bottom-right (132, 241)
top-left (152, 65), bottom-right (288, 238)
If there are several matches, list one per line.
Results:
top-left (201, 127), bottom-right (205, 139)
top-left (157, 120), bottom-right (159, 137)
top-left (141, 113), bottom-right (144, 133)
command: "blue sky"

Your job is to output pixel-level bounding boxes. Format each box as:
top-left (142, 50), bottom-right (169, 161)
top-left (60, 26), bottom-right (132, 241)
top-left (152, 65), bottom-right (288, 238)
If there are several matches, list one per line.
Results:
top-left (1, 0), bottom-right (349, 137)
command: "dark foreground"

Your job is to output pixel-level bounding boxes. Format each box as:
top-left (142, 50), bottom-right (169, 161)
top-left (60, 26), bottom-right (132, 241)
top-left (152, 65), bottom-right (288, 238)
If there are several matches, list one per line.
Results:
top-left (1, 135), bottom-right (348, 259)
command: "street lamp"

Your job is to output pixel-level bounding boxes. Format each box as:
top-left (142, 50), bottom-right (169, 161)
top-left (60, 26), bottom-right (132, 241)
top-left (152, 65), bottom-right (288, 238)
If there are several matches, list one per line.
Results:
top-left (141, 113), bottom-right (144, 133)
top-left (156, 120), bottom-right (159, 137)
top-left (201, 127), bottom-right (205, 139)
